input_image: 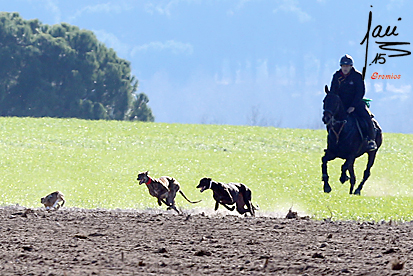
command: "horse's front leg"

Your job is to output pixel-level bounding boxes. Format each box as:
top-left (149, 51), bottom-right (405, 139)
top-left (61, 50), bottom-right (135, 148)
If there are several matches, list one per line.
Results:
top-left (354, 151), bottom-right (377, 195)
top-left (321, 150), bottom-right (335, 193)
top-left (339, 161), bottom-right (350, 184)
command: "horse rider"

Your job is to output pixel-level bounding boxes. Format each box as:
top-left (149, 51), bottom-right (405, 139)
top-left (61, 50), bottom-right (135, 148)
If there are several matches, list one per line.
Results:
top-left (329, 54), bottom-right (377, 151)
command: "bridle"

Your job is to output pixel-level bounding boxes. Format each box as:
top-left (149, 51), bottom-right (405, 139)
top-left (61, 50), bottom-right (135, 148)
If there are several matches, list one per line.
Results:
top-left (323, 109), bottom-right (335, 126)
top-left (323, 97), bottom-right (347, 144)
top-left (329, 118), bottom-right (347, 144)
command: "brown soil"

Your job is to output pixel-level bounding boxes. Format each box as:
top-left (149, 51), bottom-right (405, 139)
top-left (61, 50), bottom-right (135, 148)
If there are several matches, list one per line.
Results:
top-left (0, 205), bottom-right (412, 275)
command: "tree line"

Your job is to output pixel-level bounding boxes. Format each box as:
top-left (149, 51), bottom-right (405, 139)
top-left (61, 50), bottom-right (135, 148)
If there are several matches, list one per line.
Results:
top-left (0, 12), bottom-right (154, 122)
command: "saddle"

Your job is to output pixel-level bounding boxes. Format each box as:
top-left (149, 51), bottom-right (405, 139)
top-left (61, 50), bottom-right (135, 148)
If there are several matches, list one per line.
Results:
top-left (351, 107), bottom-right (376, 141)
top-left (364, 98), bottom-right (376, 123)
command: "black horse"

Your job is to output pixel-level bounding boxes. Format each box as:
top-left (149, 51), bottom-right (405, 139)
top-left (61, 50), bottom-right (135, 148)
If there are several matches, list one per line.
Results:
top-left (321, 85), bottom-right (383, 195)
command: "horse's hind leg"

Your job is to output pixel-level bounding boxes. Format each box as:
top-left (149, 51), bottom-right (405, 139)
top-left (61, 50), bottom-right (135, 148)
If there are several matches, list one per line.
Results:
top-left (340, 158), bottom-right (355, 184)
top-left (354, 151), bottom-right (377, 195)
top-left (348, 162), bottom-right (356, 194)
top-left (339, 162), bottom-right (350, 184)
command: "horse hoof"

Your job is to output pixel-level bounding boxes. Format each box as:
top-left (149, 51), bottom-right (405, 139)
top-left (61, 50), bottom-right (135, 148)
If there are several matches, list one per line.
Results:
top-left (354, 190), bottom-right (361, 196)
top-left (340, 175), bottom-right (349, 184)
top-left (323, 185), bottom-right (332, 193)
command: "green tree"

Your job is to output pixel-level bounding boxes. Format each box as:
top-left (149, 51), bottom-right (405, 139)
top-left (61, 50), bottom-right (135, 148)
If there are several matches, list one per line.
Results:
top-left (129, 93), bottom-right (155, 122)
top-left (0, 12), bottom-right (154, 122)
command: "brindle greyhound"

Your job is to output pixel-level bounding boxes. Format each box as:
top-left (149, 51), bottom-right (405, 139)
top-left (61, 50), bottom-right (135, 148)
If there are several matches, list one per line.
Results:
top-left (197, 177), bottom-right (258, 216)
top-left (137, 171), bottom-right (201, 214)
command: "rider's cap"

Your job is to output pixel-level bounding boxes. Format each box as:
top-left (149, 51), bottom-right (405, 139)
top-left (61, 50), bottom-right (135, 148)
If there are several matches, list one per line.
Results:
top-left (340, 54), bottom-right (354, 66)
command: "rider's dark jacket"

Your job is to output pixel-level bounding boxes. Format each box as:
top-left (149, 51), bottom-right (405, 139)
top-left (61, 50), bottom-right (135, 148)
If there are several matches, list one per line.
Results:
top-left (330, 67), bottom-right (364, 109)
top-left (329, 66), bottom-right (375, 139)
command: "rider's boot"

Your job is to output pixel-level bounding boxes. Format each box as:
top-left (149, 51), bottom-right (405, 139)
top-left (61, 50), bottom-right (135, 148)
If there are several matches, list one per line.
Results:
top-left (365, 119), bottom-right (377, 151)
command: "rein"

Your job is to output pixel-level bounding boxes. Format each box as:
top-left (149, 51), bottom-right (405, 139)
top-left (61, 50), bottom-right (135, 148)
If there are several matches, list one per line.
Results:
top-left (324, 95), bottom-right (346, 144)
top-left (330, 119), bottom-right (347, 144)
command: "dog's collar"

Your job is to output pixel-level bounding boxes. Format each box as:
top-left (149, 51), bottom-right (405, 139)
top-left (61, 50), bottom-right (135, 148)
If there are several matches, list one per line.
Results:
top-left (209, 180), bottom-right (212, 190)
top-left (146, 178), bottom-right (152, 185)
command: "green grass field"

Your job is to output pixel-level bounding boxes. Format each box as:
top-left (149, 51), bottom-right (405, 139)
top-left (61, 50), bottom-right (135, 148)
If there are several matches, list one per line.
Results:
top-left (0, 117), bottom-right (412, 221)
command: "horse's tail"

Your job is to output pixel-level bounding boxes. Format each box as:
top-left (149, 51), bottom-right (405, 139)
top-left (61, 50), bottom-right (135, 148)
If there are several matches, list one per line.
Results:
top-left (372, 118), bottom-right (383, 148)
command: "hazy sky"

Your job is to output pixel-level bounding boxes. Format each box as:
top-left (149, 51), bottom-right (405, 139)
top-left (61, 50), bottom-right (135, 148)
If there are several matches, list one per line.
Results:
top-left (2, 0), bottom-right (412, 133)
